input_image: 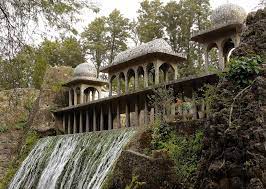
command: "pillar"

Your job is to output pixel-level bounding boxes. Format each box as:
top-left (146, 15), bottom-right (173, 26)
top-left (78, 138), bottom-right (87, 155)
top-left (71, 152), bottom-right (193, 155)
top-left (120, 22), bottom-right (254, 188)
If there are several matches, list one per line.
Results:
top-left (73, 112), bottom-right (77, 133)
top-left (165, 70), bottom-right (169, 82)
top-left (74, 89), bottom-right (78, 105)
top-left (108, 104), bottom-right (112, 130)
top-left (135, 69), bottom-right (139, 90)
top-left (155, 62), bottom-right (160, 85)
top-left (144, 97), bottom-right (148, 125)
top-left (218, 45), bottom-right (225, 70)
top-left (144, 67), bottom-right (148, 87)
top-left (126, 103), bottom-right (130, 127)
top-left (109, 78), bottom-right (112, 97)
top-left (204, 50), bottom-right (209, 73)
top-left (80, 85), bottom-right (84, 104)
top-left (67, 113), bottom-right (71, 134)
top-left (92, 90), bottom-right (96, 101)
top-left (117, 103), bottom-right (121, 128)
top-left (125, 73), bottom-right (129, 93)
top-left (135, 100), bottom-right (139, 127)
top-left (79, 111), bottom-right (83, 133)
top-left (174, 64), bottom-right (179, 80)
top-left (63, 114), bottom-right (66, 133)
top-left (93, 107), bottom-right (97, 131)
top-left (117, 76), bottom-right (121, 95)
top-left (86, 110), bottom-right (89, 132)
top-left (68, 90), bottom-right (72, 106)
top-left (100, 106), bottom-right (104, 131)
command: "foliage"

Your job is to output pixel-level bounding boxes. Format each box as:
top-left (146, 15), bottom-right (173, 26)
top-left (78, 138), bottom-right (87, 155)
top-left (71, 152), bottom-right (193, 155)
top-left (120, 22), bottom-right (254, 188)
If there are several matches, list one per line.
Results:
top-left (227, 56), bottom-right (263, 87)
top-left (137, 0), bottom-right (164, 43)
top-left (0, 131), bottom-right (40, 189)
top-left (125, 175), bottom-right (146, 189)
top-left (82, 17), bottom-right (108, 76)
top-left (148, 86), bottom-right (175, 121)
top-left (106, 9), bottom-right (130, 64)
top-left (0, 124), bottom-right (8, 133)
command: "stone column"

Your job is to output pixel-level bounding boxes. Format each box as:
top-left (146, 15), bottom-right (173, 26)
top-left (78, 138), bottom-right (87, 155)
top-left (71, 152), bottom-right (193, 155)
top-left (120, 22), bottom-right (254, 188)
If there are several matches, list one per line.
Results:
top-left (135, 100), bottom-right (139, 127)
top-left (117, 103), bottom-right (121, 128)
top-left (93, 107), bottom-right (97, 131)
top-left (109, 78), bottom-right (112, 97)
top-left (86, 110), bottom-right (89, 132)
top-left (165, 70), bottom-right (169, 82)
top-left (117, 76), bottom-right (121, 95)
top-left (63, 114), bottom-right (66, 133)
top-left (79, 111), bottom-right (83, 133)
top-left (100, 106), bottom-right (104, 131)
top-left (108, 104), bottom-right (112, 130)
top-left (155, 61), bottom-right (160, 85)
top-left (74, 88), bottom-right (78, 105)
top-left (67, 113), bottom-right (71, 134)
top-left (144, 67), bottom-right (148, 87)
top-left (144, 97), bottom-right (148, 125)
top-left (204, 50), bottom-right (209, 73)
top-left (126, 103), bottom-right (130, 127)
top-left (92, 90), bottom-right (96, 101)
top-left (80, 85), bottom-right (84, 104)
top-left (135, 69), bottom-right (139, 90)
top-left (218, 45), bottom-right (225, 70)
top-left (174, 64), bottom-right (179, 80)
top-left (125, 72), bottom-right (129, 93)
top-left (73, 112), bottom-right (77, 133)
top-left (68, 90), bottom-right (72, 106)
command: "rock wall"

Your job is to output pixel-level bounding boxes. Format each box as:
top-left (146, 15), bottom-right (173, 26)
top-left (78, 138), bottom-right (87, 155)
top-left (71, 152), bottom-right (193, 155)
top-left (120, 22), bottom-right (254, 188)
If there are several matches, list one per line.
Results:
top-left (0, 88), bottom-right (39, 180)
top-left (30, 66), bottom-right (73, 136)
top-left (233, 7), bottom-right (266, 57)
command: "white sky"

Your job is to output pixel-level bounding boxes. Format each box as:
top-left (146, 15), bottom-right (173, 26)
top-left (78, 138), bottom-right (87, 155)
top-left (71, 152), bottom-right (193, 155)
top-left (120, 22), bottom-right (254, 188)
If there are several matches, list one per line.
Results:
top-left (36, 0), bottom-right (261, 43)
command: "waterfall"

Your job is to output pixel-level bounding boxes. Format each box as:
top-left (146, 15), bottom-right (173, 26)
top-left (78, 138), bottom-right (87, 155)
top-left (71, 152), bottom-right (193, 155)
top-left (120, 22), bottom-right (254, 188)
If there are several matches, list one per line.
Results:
top-left (8, 129), bottom-right (135, 189)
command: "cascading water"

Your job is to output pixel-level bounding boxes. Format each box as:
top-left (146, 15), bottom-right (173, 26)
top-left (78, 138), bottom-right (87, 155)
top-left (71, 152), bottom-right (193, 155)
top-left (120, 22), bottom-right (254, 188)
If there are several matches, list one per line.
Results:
top-left (8, 129), bottom-right (135, 189)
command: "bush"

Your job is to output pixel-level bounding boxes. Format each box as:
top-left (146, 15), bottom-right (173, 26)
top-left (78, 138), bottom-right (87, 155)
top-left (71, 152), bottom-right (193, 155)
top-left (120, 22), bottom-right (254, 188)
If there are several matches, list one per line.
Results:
top-left (227, 56), bottom-right (262, 87)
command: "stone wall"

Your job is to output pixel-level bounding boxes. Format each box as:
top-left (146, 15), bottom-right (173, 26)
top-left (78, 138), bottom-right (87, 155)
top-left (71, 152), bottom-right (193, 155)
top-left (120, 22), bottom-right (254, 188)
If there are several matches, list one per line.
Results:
top-left (233, 7), bottom-right (266, 57)
top-left (0, 88), bottom-right (39, 180)
top-left (30, 66), bottom-right (73, 136)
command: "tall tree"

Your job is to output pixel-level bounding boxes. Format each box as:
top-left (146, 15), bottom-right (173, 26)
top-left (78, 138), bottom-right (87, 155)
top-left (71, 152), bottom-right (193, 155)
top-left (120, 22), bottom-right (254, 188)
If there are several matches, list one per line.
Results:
top-left (161, 1), bottom-right (182, 52)
top-left (106, 9), bottom-right (130, 64)
top-left (82, 17), bottom-right (107, 76)
top-left (137, 0), bottom-right (164, 43)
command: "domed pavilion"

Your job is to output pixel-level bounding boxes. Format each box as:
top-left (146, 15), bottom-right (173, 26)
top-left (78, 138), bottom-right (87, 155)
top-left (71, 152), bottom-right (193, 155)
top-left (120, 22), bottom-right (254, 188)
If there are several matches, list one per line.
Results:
top-left (63, 63), bottom-right (108, 106)
top-left (191, 3), bottom-right (247, 70)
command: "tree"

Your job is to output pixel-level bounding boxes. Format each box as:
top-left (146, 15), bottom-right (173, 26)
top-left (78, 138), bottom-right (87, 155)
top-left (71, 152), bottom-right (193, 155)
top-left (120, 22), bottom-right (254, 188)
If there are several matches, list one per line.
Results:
top-left (59, 37), bottom-right (85, 67)
top-left (137, 0), bottom-right (164, 43)
top-left (82, 17), bottom-right (108, 76)
top-left (106, 9), bottom-right (130, 64)
top-left (161, 1), bottom-right (182, 52)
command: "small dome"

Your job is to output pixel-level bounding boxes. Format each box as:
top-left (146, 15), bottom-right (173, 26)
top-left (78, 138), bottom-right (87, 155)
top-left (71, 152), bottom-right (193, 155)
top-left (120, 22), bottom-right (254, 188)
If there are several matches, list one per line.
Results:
top-left (211, 4), bottom-right (247, 26)
top-left (74, 63), bottom-right (97, 78)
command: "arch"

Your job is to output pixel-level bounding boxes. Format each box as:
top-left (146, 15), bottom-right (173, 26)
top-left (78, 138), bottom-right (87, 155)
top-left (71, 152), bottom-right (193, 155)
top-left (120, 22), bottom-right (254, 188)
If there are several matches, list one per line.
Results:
top-left (146, 63), bottom-right (155, 86)
top-left (159, 63), bottom-right (175, 83)
top-left (110, 75), bottom-right (117, 96)
top-left (119, 72), bottom-right (126, 94)
top-left (222, 38), bottom-right (235, 64)
top-left (127, 69), bottom-right (135, 92)
top-left (137, 66), bottom-right (145, 89)
top-left (84, 87), bottom-right (100, 102)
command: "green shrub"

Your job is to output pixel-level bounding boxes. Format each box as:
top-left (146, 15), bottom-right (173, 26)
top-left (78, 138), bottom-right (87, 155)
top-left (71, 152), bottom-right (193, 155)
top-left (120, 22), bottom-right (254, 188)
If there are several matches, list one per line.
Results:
top-left (227, 56), bottom-right (262, 87)
top-left (125, 175), bottom-right (146, 189)
top-left (0, 124), bottom-right (8, 133)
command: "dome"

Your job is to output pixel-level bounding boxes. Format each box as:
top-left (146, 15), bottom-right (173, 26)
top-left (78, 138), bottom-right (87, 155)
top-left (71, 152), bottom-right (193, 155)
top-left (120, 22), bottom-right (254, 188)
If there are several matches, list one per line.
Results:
top-left (112, 38), bottom-right (173, 65)
top-left (211, 4), bottom-right (247, 26)
top-left (74, 63), bottom-right (97, 78)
